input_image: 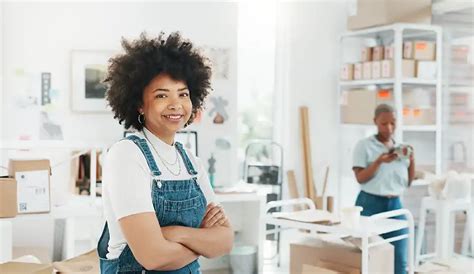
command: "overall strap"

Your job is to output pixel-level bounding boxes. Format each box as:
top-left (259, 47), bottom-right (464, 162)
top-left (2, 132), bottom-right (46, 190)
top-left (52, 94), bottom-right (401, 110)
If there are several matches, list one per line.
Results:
top-left (126, 135), bottom-right (162, 177)
top-left (175, 142), bottom-right (198, 176)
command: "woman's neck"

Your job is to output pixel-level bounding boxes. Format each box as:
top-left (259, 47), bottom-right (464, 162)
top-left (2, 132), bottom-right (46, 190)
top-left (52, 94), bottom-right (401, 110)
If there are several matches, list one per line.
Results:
top-left (144, 127), bottom-right (174, 146)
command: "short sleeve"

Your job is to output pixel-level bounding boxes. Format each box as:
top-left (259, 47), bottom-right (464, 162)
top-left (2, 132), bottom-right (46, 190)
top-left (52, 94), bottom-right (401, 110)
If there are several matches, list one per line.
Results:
top-left (104, 140), bottom-right (155, 220)
top-left (352, 140), bottom-right (368, 169)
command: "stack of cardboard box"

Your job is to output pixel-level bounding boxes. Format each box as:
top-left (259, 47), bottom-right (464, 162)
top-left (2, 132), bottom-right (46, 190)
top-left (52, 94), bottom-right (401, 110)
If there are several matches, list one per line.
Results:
top-left (290, 236), bottom-right (394, 274)
top-left (403, 40), bottom-right (437, 79)
top-left (0, 159), bottom-right (52, 218)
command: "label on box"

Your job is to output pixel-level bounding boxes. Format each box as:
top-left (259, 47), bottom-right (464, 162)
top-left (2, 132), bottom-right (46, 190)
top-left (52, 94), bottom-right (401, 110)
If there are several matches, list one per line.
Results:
top-left (372, 61), bottom-right (381, 79)
top-left (363, 62), bottom-right (372, 79)
top-left (361, 47), bottom-right (372, 62)
top-left (15, 170), bottom-right (50, 213)
top-left (413, 41), bottom-right (436, 61)
top-left (381, 60), bottom-right (393, 78)
top-left (354, 63), bottom-right (362, 80)
top-left (372, 46), bottom-right (384, 61)
top-left (340, 64), bottom-right (354, 80)
top-left (384, 45), bottom-right (394, 60)
top-left (403, 41), bottom-right (413, 59)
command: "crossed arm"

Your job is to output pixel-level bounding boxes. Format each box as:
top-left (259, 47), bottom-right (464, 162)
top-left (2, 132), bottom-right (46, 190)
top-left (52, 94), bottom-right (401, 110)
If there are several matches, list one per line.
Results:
top-left (119, 203), bottom-right (233, 271)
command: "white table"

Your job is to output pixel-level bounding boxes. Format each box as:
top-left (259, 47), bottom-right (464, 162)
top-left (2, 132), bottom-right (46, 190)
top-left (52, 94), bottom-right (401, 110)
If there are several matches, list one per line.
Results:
top-left (0, 195), bottom-right (103, 263)
top-left (264, 198), bottom-right (415, 274)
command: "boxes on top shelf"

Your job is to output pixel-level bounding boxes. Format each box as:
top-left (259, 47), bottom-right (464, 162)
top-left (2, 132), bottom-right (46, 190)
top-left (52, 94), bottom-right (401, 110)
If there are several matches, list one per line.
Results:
top-left (347, 0), bottom-right (432, 30)
top-left (372, 46), bottom-right (384, 61)
top-left (413, 41), bottom-right (436, 61)
top-left (404, 41), bottom-right (414, 59)
top-left (361, 47), bottom-right (372, 62)
top-left (384, 44), bottom-right (394, 60)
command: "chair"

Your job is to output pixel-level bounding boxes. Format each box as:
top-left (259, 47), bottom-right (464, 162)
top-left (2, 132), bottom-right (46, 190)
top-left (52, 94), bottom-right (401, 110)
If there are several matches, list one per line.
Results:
top-left (415, 196), bottom-right (473, 265)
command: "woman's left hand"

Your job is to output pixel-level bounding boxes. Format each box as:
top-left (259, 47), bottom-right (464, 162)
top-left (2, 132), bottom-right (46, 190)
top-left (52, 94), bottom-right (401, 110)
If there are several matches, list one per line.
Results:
top-left (201, 203), bottom-right (230, 228)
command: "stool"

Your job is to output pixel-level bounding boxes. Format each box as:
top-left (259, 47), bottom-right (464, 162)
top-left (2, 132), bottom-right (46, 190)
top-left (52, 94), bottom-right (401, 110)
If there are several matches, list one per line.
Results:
top-left (415, 197), bottom-right (473, 266)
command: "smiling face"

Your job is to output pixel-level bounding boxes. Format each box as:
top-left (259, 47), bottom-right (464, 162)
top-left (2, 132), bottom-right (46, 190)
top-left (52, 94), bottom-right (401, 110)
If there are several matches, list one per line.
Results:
top-left (139, 73), bottom-right (192, 145)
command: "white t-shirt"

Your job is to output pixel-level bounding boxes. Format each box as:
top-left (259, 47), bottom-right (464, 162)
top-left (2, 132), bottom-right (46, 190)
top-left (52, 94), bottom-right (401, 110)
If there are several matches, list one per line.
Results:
top-left (102, 128), bottom-right (216, 259)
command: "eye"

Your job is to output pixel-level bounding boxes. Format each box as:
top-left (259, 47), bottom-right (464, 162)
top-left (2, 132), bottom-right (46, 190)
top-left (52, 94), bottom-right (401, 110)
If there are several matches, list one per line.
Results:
top-left (156, 94), bottom-right (166, 99)
top-left (180, 92), bottom-right (190, 97)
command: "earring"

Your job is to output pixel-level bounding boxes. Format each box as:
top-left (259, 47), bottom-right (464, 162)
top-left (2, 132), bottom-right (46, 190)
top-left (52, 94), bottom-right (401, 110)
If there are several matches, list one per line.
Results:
top-left (138, 113), bottom-right (145, 124)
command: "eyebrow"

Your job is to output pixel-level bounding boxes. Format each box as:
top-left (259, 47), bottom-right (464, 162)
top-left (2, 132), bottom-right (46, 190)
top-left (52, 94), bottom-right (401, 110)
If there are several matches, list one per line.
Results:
top-left (152, 87), bottom-right (188, 93)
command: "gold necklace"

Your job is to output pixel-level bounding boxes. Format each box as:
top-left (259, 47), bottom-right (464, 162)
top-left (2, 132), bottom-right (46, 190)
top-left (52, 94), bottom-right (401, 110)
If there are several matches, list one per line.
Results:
top-left (143, 130), bottom-right (181, 176)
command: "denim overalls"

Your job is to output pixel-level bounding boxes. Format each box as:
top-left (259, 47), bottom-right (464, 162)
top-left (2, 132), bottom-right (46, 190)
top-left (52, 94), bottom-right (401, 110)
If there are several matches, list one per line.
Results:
top-left (98, 135), bottom-right (207, 273)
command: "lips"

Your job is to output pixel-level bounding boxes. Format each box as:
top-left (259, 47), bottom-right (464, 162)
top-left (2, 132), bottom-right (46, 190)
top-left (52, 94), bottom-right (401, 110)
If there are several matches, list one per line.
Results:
top-left (163, 114), bottom-right (184, 121)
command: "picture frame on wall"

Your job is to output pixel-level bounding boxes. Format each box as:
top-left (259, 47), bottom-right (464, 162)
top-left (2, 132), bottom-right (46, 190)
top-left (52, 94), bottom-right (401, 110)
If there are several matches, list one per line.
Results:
top-left (175, 130), bottom-right (198, 156)
top-left (71, 50), bottom-right (115, 112)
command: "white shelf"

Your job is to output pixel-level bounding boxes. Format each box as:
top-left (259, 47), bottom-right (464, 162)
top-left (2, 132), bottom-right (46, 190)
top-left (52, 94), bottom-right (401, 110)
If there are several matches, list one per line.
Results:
top-left (340, 79), bottom-right (394, 87)
top-left (340, 23), bottom-right (441, 39)
top-left (340, 78), bottom-right (437, 87)
top-left (0, 140), bottom-right (111, 150)
top-left (402, 78), bottom-right (437, 85)
top-left (402, 125), bottom-right (437, 132)
top-left (341, 124), bottom-right (375, 130)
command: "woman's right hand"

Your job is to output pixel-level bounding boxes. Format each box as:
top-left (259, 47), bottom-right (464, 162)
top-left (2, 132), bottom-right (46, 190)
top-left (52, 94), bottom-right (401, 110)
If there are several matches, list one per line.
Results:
top-left (200, 203), bottom-right (230, 228)
top-left (377, 152), bottom-right (398, 164)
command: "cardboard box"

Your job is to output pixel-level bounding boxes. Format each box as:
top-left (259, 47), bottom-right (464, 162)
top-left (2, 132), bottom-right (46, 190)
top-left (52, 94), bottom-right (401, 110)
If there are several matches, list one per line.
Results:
top-left (361, 47), bottom-right (372, 62)
top-left (413, 41), bottom-right (436, 61)
top-left (381, 60), bottom-right (394, 78)
top-left (341, 89), bottom-right (393, 124)
top-left (362, 62), bottom-right (372, 79)
top-left (417, 61), bottom-right (437, 79)
top-left (353, 63), bottom-right (363, 80)
top-left (341, 64), bottom-right (354, 81)
top-left (9, 159), bottom-right (51, 214)
top-left (403, 59), bottom-right (417, 78)
top-left (384, 44), bottom-right (394, 60)
top-left (13, 246), bottom-right (51, 264)
top-left (451, 45), bottom-right (470, 64)
top-left (290, 236), bottom-right (394, 274)
top-left (0, 262), bottom-right (53, 274)
top-left (371, 61), bottom-right (381, 79)
top-left (0, 177), bottom-right (17, 218)
top-left (347, 0), bottom-right (431, 30)
top-left (53, 249), bottom-right (99, 274)
top-left (403, 108), bottom-right (436, 125)
top-left (404, 41), bottom-right (414, 59)
top-left (372, 46), bottom-right (384, 61)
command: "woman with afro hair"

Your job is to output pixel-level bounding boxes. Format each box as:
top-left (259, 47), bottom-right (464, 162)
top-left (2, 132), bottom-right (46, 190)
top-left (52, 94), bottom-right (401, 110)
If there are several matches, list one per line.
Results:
top-left (97, 32), bottom-right (233, 273)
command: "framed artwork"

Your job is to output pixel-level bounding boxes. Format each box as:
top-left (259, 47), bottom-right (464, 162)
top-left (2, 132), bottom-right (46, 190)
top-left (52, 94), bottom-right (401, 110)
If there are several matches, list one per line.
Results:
top-left (71, 50), bottom-right (115, 112)
top-left (176, 130), bottom-right (198, 156)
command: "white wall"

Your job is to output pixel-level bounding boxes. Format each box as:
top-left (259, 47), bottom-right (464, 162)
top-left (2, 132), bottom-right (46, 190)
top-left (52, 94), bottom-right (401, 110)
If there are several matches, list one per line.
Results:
top-left (275, 1), bottom-right (350, 208)
top-left (0, 2), bottom-right (4, 170)
top-left (3, 1), bottom-right (237, 259)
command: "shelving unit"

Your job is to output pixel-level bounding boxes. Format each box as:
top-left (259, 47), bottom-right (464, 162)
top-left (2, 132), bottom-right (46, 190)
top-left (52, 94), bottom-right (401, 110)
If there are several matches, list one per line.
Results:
top-left (336, 23), bottom-right (443, 210)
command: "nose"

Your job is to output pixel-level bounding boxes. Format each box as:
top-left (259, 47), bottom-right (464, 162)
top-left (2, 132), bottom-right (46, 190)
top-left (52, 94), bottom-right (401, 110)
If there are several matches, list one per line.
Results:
top-left (167, 102), bottom-right (182, 110)
top-left (387, 124), bottom-right (394, 134)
